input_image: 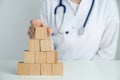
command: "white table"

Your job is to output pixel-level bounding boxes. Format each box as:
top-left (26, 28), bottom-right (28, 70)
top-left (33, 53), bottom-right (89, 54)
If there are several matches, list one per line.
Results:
top-left (0, 61), bottom-right (120, 80)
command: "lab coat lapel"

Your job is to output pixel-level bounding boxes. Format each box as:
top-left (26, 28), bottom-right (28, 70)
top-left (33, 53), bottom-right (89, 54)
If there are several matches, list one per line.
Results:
top-left (55, 0), bottom-right (93, 33)
top-left (66, 0), bottom-right (93, 29)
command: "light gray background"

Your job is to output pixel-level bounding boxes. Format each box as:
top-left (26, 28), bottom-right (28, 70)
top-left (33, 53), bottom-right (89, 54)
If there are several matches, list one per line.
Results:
top-left (0, 0), bottom-right (120, 60)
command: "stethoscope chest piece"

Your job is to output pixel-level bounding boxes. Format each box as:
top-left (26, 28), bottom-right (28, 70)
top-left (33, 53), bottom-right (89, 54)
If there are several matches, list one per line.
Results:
top-left (51, 30), bottom-right (69, 36)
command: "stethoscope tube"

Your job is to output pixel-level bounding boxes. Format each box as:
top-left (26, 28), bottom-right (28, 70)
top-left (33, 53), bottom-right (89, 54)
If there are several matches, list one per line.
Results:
top-left (83, 0), bottom-right (95, 28)
top-left (53, 0), bottom-right (67, 35)
top-left (53, 0), bottom-right (95, 36)
top-left (54, 0), bottom-right (66, 15)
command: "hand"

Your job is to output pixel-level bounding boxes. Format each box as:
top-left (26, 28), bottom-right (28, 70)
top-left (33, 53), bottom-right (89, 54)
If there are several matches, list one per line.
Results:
top-left (28, 19), bottom-right (52, 39)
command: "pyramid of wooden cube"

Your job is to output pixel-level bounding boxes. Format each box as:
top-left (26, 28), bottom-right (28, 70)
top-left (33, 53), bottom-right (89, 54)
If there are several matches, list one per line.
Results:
top-left (17, 26), bottom-right (63, 75)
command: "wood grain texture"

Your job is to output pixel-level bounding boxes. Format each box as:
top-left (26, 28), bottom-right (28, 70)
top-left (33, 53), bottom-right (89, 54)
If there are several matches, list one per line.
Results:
top-left (46, 51), bottom-right (58, 64)
top-left (41, 39), bottom-right (52, 51)
top-left (18, 62), bottom-right (41, 75)
top-left (28, 39), bottom-right (40, 52)
top-left (36, 52), bottom-right (47, 64)
top-left (35, 27), bottom-right (48, 39)
top-left (52, 62), bottom-right (63, 75)
top-left (29, 64), bottom-right (40, 75)
top-left (18, 62), bottom-right (29, 75)
top-left (41, 64), bottom-right (52, 75)
top-left (24, 51), bottom-right (35, 63)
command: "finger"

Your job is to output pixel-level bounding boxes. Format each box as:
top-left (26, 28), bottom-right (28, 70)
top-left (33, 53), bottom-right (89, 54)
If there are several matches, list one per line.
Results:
top-left (47, 27), bottom-right (52, 35)
top-left (28, 27), bottom-right (35, 38)
top-left (42, 23), bottom-right (48, 27)
top-left (28, 30), bottom-right (32, 37)
top-left (31, 26), bottom-right (35, 33)
top-left (30, 20), bottom-right (35, 27)
top-left (29, 26), bottom-right (35, 34)
top-left (30, 19), bottom-right (42, 27)
top-left (40, 22), bottom-right (44, 27)
top-left (29, 32), bottom-right (35, 39)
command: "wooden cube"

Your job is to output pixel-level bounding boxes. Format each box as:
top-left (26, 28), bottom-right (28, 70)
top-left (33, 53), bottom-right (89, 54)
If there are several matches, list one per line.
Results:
top-left (41, 39), bottom-right (52, 51)
top-left (41, 64), bottom-right (52, 75)
top-left (29, 64), bottom-right (40, 75)
top-left (36, 52), bottom-right (47, 64)
top-left (52, 62), bottom-right (63, 75)
top-left (47, 51), bottom-right (58, 64)
top-left (28, 39), bottom-right (40, 52)
top-left (18, 62), bottom-right (29, 75)
top-left (18, 62), bottom-right (41, 75)
top-left (35, 27), bottom-right (48, 39)
top-left (24, 51), bottom-right (35, 63)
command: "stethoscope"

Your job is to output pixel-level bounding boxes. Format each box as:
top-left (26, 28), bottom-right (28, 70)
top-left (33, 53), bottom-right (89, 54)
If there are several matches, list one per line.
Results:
top-left (52, 0), bottom-right (95, 36)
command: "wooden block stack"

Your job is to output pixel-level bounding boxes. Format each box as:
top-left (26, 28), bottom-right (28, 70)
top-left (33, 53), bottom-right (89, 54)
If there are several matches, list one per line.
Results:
top-left (17, 26), bottom-right (63, 75)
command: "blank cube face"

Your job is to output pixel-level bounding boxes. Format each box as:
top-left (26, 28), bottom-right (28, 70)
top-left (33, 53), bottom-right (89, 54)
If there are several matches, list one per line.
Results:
top-left (29, 64), bottom-right (40, 75)
top-left (41, 39), bottom-right (52, 51)
top-left (36, 52), bottom-right (47, 64)
top-left (41, 64), bottom-right (52, 75)
top-left (18, 62), bottom-right (29, 75)
top-left (47, 51), bottom-right (58, 64)
top-left (35, 27), bottom-right (48, 39)
top-left (28, 39), bottom-right (40, 52)
top-left (52, 62), bottom-right (63, 75)
top-left (24, 51), bottom-right (35, 63)
top-left (18, 62), bottom-right (41, 75)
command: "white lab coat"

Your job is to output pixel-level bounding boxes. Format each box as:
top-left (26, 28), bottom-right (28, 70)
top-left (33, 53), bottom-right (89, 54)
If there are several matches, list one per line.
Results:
top-left (40, 0), bottom-right (119, 60)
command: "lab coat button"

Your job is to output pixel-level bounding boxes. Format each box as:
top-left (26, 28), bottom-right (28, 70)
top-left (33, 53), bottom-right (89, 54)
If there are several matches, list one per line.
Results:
top-left (65, 31), bottom-right (69, 34)
top-left (51, 33), bottom-right (54, 36)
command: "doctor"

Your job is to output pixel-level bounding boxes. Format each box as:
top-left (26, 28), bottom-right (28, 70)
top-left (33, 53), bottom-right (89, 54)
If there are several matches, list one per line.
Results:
top-left (28, 0), bottom-right (119, 60)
